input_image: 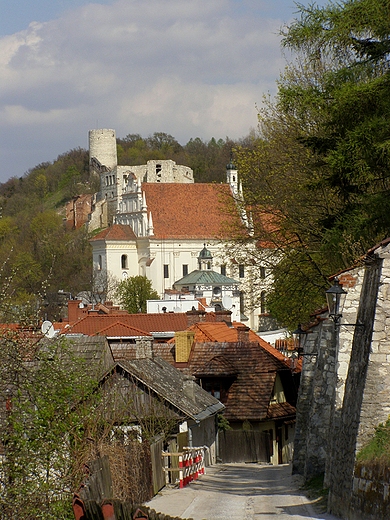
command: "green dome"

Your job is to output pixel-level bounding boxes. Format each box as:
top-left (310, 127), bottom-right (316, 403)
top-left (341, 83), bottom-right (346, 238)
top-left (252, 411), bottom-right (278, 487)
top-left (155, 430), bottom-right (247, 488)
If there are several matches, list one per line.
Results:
top-left (198, 244), bottom-right (212, 259)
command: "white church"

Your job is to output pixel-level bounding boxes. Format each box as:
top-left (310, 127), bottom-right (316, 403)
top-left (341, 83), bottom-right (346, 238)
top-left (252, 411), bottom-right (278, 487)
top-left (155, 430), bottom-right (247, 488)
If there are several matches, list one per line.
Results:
top-left (88, 129), bottom-right (272, 329)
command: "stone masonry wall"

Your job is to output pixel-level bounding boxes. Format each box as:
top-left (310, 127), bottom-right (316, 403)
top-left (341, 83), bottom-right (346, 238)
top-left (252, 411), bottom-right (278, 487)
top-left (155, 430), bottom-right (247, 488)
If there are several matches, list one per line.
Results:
top-left (327, 256), bottom-right (382, 518)
top-left (292, 317), bottom-right (337, 479)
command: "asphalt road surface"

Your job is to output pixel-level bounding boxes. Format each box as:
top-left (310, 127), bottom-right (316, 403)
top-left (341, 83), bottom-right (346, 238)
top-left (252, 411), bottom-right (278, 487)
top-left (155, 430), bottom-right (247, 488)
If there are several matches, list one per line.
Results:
top-left (146, 463), bottom-right (341, 520)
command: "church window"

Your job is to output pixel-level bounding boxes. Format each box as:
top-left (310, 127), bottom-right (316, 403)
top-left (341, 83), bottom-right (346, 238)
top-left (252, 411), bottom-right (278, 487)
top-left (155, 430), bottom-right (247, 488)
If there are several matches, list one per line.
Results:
top-left (220, 265), bottom-right (226, 276)
top-left (121, 255), bottom-right (128, 269)
top-left (239, 264), bottom-right (245, 278)
top-left (207, 261), bottom-right (211, 270)
top-left (97, 255), bottom-right (102, 271)
top-left (182, 264), bottom-right (188, 276)
top-left (163, 264), bottom-right (169, 278)
top-left (260, 266), bottom-right (266, 279)
top-left (233, 175), bottom-right (236, 182)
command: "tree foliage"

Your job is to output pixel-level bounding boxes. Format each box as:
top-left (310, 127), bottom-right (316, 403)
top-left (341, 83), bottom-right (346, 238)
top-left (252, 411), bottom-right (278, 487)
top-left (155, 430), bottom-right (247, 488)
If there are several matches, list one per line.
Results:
top-left (0, 333), bottom-right (101, 519)
top-left (236, 0), bottom-right (390, 328)
top-left (116, 275), bottom-right (159, 314)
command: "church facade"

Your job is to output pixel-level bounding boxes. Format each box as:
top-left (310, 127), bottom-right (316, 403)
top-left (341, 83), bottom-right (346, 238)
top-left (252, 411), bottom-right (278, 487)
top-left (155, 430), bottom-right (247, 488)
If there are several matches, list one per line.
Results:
top-left (88, 129), bottom-right (271, 329)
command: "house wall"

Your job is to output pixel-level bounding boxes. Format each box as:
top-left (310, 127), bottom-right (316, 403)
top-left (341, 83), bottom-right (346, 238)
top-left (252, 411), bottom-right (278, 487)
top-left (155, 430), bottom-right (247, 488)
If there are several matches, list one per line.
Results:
top-left (189, 415), bottom-right (218, 465)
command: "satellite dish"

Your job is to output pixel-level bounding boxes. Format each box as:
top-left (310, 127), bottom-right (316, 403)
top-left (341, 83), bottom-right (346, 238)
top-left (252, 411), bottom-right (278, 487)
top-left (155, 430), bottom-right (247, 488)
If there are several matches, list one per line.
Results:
top-left (222, 295), bottom-right (233, 309)
top-left (173, 306), bottom-right (181, 313)
top-left (41, 320), bottom-right (55, 338)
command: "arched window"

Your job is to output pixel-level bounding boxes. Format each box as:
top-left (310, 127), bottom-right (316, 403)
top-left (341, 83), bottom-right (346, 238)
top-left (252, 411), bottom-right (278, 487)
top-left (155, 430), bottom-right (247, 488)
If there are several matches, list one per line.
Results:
top-left (98, 255), bottom-right (102, 271)
top-left (121, 254), bottom-right (128, 269)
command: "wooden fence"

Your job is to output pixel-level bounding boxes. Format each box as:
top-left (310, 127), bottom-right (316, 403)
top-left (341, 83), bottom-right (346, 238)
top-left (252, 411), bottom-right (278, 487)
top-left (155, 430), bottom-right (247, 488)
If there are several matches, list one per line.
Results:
top-left (218, 430), bottom-right (270, 463)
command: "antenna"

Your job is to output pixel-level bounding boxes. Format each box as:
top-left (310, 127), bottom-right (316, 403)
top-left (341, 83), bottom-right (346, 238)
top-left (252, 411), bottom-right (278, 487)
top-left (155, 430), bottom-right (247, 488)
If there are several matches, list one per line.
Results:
top-left (41, 320), bottom-right (55, 339)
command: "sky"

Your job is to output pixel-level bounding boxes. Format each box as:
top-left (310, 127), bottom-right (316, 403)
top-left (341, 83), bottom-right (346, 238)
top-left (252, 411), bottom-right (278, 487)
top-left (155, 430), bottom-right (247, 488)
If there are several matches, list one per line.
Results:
top-left (0, 0), bottom-right (326, 183)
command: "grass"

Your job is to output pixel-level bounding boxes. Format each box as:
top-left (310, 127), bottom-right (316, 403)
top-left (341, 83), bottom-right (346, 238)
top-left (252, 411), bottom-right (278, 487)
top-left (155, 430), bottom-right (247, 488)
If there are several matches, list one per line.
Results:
top-left (357, 418), bottom-right (390, 465)
top-left (302, 474), bottom-right (329, 513)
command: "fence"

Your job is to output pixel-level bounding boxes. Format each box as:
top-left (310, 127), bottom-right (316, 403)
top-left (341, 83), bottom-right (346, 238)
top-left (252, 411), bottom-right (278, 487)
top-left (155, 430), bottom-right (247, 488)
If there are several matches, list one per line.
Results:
top-left (218, 430), bottom-right (270, 463)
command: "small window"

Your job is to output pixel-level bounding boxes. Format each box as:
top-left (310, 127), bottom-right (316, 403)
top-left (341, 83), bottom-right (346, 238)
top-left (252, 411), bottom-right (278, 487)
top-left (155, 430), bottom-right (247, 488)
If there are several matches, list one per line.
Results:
top-left (163, 264), bottom-right (169, 279)
top-left (121, 254), bottom-right (128, 269)
top-left (182, 264), bottom-right (188, 277)
top-left (97, 255), bottom-right (102, 271)
top-left (239, 265), bottom-right (245, 278)
top-left (207, 261), bottom-right (211, 270)
top-left (260, 266), bottom-right (266, 279)
top-left (220, 265), bottom-right (226, 276)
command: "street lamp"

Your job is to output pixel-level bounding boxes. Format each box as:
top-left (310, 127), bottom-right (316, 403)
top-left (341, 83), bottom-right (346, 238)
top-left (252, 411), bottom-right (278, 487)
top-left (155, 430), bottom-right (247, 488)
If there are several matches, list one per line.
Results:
top-left (325, 277), bottom-right (347, 324)
top-left (292, 324), bottom-right (307, 358)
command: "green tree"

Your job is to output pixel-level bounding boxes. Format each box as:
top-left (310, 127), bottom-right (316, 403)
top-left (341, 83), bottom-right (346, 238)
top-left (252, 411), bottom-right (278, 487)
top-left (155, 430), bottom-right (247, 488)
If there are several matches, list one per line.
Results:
top-left (0, 333), bottom-right (101, 519)
top-left (236, 0), bottom-right (390, 328)
top-left (116, 275), bottom-right (159, 314)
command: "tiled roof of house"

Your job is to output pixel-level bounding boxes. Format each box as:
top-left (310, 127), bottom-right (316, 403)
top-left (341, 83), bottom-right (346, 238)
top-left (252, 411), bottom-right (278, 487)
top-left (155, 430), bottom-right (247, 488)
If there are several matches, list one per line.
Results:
top-left (93, 321), bottom-right (152, 338)
top-left (115, 357), bottom-right (224, 422)
top-left (142, 183), bottom-right (243, 240)
top-left (58, 313), bottom-right (188, 336)
top-left (90, 224), bottom-right (137, 241)
top-left (187, 341), bottom-right (295, 422)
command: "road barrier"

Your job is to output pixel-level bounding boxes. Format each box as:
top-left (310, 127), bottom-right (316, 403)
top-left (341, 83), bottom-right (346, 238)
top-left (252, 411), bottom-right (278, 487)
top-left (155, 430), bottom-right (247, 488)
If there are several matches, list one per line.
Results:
top-left (162, 446), bottom-right (205, 488)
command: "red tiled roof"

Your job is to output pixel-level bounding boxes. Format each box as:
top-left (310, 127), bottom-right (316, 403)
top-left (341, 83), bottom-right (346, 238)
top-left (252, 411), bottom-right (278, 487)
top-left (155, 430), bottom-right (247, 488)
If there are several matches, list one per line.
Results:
top-left (142, 183), bottom-right (244, 239)
top-left (58, 313), bottom-right (188, 336)
top-left (93, 322), bottom-right (152, 337)
top-left (90, 224), bottom-right (137, 241)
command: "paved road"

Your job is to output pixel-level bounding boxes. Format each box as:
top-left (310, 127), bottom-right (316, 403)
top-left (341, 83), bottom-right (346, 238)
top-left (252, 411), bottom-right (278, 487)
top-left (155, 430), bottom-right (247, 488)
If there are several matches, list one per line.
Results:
top-left (146, 463), bottom-right (340, 520)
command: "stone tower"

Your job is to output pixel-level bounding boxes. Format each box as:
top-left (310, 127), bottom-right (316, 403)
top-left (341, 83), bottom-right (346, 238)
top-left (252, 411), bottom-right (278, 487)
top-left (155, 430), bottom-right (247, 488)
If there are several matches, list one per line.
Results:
top-left (89, 129), bottom-right (117, 171)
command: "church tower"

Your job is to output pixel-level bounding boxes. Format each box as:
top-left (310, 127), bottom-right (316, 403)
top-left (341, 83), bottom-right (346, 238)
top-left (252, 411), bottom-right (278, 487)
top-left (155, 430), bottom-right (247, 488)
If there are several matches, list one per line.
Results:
top-left (198, 244), bottom-right (213, 270)
top-left (226, 155), bottom-right (238, 195)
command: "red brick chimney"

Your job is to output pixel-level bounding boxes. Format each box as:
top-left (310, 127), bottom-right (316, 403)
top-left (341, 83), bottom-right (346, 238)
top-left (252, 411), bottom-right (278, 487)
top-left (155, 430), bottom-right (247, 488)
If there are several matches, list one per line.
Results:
top-left (213, 310), bottom-right (232, 325)
top-left (236, 325), bottom-right (250, 343)
top-left (68, 300), bottom-right (83, 323)
top-left (186, 309), bottom-right (206, 327)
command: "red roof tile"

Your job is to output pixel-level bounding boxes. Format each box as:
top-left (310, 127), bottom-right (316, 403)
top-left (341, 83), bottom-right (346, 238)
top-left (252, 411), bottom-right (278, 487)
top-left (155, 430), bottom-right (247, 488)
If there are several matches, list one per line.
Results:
top-left (58, 313), bottom-right (188, 336)
top-left (93, 322), bottom-right (152, 337)
top-left (143, 183), bottom-right (244, 239)
top-left (90, 224), bottom-right (137, 241)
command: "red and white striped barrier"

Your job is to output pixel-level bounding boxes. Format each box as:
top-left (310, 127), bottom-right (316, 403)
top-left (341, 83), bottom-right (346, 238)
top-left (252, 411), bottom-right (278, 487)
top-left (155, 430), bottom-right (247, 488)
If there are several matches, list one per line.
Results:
top-left (178, 447), bottom-right (205, 488)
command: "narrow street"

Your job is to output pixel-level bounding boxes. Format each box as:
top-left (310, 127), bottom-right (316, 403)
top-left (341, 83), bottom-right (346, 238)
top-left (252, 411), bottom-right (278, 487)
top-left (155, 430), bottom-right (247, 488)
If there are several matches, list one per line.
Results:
top-left (146, 463), bottom-right (341, 520)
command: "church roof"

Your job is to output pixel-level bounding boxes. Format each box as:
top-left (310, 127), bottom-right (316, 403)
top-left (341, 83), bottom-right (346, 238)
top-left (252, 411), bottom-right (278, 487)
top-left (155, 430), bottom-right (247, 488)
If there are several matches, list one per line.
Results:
top-left (142, 183), bottom-right (242, 239)
top-left (90, 224), bottom-right (137, 241)
top-left (173, 269), bottom-right (239, 287)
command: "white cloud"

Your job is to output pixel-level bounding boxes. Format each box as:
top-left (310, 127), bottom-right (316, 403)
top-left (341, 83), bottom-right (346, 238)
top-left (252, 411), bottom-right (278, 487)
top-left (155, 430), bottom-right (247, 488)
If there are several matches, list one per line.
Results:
top-left (0, 0), bottom-right (288, 180)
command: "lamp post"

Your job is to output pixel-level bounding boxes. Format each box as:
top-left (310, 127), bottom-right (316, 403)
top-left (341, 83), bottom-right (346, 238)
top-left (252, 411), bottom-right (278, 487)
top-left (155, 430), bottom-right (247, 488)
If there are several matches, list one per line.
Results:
top-left (325, 277), bottom-right (347, 325)
top-left (292, 324), bottom-right (307, 358)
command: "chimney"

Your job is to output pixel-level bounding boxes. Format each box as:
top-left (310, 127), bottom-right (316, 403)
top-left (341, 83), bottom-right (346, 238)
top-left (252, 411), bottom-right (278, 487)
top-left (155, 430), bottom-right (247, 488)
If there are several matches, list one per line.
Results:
top-left (236, 325), bottom-right (250, 343)
top-left (186, 309), bottom-right (206, 327)
top-left (214, 310), bottom-right (232, 325)
top-left (183, 375), bottom-right (195, 401)
top-left (135, 337), bottom-right (153, 359)
top-left (175, 331), bottom-right (195, 363)
top-left (68, 300), bottom-right (83, 323)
